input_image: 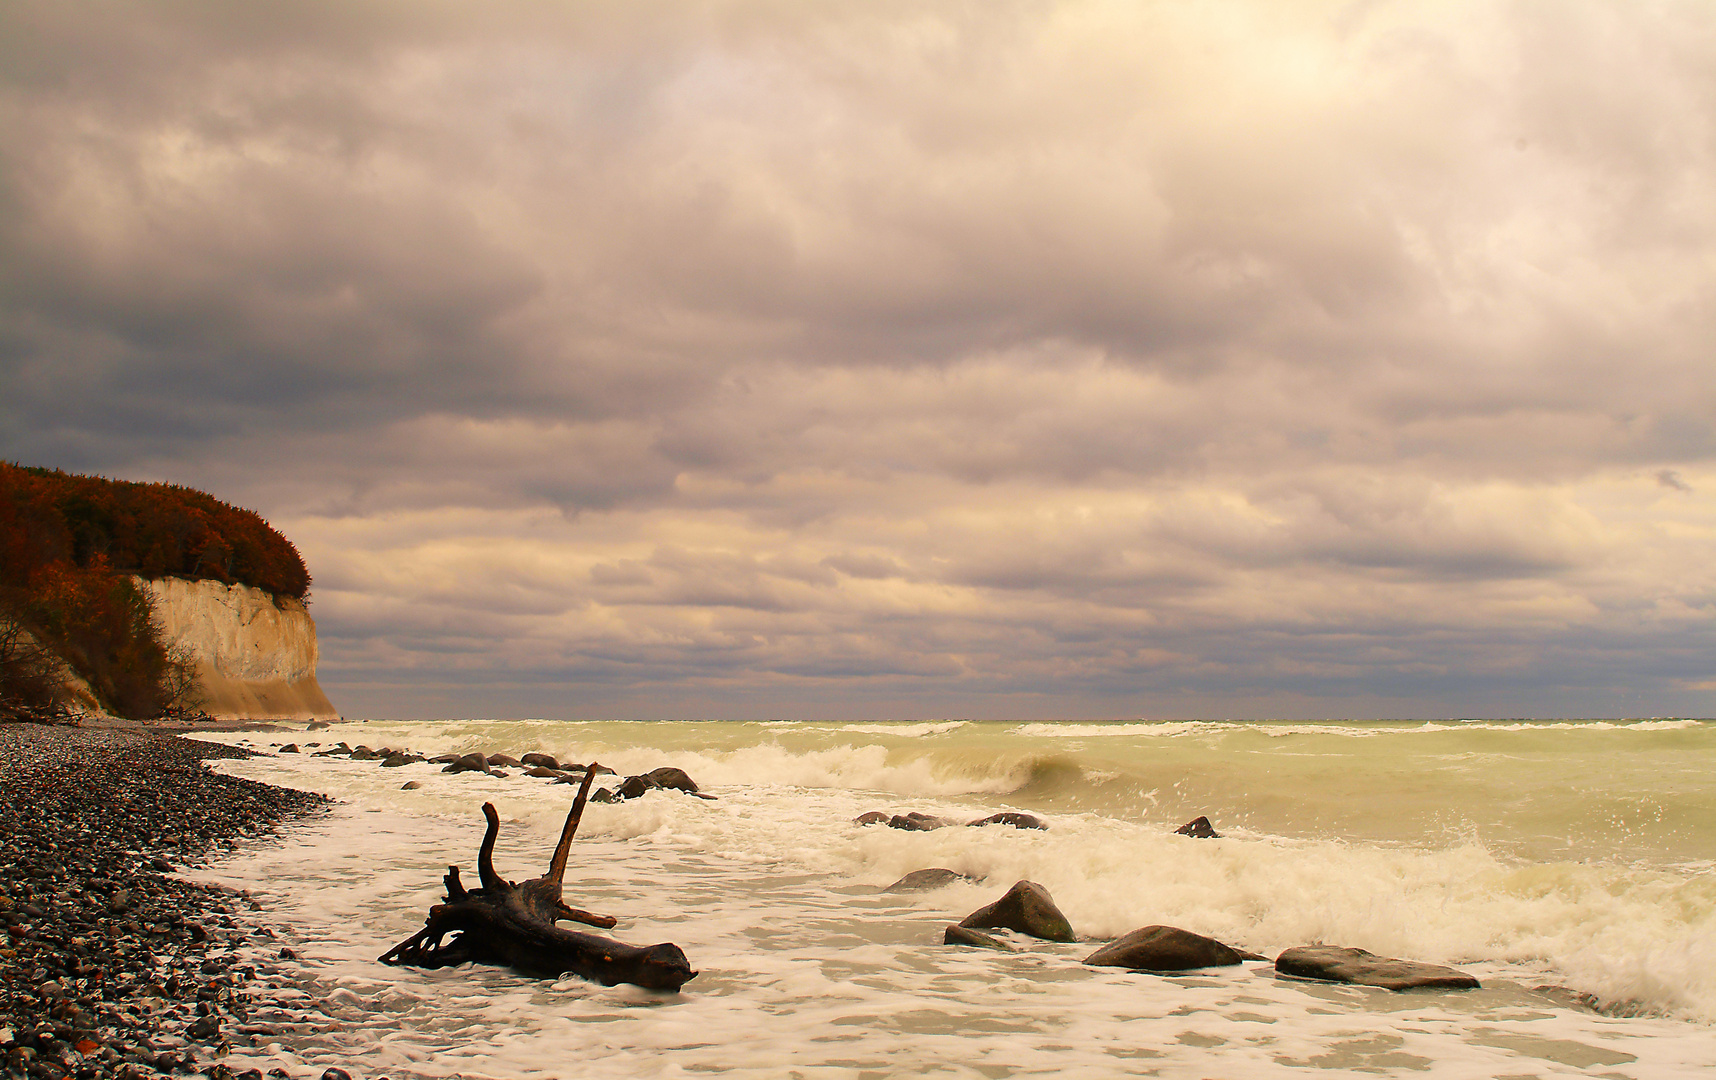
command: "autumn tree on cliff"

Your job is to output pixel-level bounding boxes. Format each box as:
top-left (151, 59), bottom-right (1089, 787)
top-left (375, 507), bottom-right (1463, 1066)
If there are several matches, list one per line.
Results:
top-left (0, 463), bottom-right (310, 720)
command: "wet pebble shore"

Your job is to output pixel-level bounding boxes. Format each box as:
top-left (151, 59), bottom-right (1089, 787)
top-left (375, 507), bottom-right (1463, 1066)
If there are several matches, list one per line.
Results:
top-left (0, 724), bottom-right (330, 1080)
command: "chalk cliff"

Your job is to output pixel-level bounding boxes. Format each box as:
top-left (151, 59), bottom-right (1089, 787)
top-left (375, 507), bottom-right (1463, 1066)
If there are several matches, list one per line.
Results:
top-left (136, 576), bottom-right (338, 722)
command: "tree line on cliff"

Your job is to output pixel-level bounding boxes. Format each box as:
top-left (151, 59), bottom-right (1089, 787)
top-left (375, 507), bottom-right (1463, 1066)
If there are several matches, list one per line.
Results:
top-left (0, 462), bottom-right (311, 721)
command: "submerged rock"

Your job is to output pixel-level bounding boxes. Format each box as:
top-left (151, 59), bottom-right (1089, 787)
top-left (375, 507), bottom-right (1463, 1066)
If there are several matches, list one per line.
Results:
top-left (277, 744), bottom-right (299, 754)
top-left (1084, 926), bottom-right (1263, 971)
top-left (883, 868), bottom-right (979, 893)
top-left (1174, 816), bottom-right (1221, 838)
top-left (524, 766), bottom-right (562, 778)
top-left (944, 924), bottom-right (1017, 951)
top-left (889, 812), bottom-right (957, 831)
top-left (967, 812), bottom-right (1047, 830)
top-left (400, 780), bottom-right (423, 790)
top-left (1274, 946), bottom-right (1480, 990)
top-left (959, 880), bottom-right (1076, 943)
top-left (853, 811), bottom-right (891, 826)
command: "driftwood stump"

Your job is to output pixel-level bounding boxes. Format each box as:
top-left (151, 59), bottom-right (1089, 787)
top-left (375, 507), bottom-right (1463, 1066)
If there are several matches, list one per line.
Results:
top-left (379, 762), bottom-right (697, 991)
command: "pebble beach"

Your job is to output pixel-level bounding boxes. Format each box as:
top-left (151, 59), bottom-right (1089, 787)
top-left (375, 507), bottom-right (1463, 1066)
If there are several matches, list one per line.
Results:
top-left (0, 723), bottom-right (329, 1080)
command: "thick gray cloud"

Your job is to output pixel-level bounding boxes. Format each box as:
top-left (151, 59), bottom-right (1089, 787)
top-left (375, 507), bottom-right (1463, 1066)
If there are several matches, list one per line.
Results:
top-left (2, 0), bottom-right (1713, 718)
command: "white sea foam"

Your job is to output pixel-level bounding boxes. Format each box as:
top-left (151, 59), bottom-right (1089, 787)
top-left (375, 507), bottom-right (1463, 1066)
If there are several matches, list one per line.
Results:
top-left (1011, 721), bottom-right (1233, 738)
top-left (194, 721), bottom-right (1716, 1079)
top-left (837, 720), bottom-right (970, 737)
top-left (1011, 718), bottom-right (1710, 739)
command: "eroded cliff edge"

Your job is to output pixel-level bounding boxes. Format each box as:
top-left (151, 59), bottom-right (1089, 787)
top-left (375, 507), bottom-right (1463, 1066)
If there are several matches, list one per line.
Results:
top-left (136, 576), bottom-right (338, 722)
top-left (3, 463), bottom-right (335, 723)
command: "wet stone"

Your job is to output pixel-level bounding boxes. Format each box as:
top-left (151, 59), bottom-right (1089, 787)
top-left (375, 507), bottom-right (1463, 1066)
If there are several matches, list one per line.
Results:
top-left (944, 924), bottom-right (1017, 951)
top-left (1275, 945), bottom-right (1480, 991)
top-left (1084, 926), bottom-right (1263, 971)
top-left (888, 812), bottom-right (957, 831)
top-left (884, 869), bottom-right (979, 893)
top-left (967, 812), bottom-right (1048, 830)
top-left (958, 880), bottom-right (1076, 943)
top-left (1174, 816), bottom-right (1221, 839)
top-left (0, 723), bottom-right (329, 1080)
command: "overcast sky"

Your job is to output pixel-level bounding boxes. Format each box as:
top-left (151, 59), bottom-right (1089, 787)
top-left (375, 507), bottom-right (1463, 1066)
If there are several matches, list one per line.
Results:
top-left (3, 1), bottom-right (1713, 720)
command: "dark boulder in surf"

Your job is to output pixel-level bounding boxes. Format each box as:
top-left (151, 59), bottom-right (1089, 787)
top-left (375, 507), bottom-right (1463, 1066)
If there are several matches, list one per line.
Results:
top-left (1174, 816), bottom-right (1221, 838)
top-left (524, 766), bottom-right (562, 778)
top-left (1274, 946), bottom-right (1479, 990)
top-left (883, 868), bottom-right (979, 893)
top-left (443, 752), bottom-right (492, 775)
top-left (487, 753), bottom-right (523, 769)
top-left (944, 924), bottom-right (1017, 951)
top-left (521, 752), bottom-right (560, 770)
top-left (616, 774), bottom-right (660, 799)
top-left (967, 812), bottom-right (1047, 830)
top-left (611, 767), bottom-right (717, 800)
top-left (381, 752), bottom-right (421, 768)
top-left (889, 812), bottom-right (957, 831)
top-left (590, 787), bottom-right (619, 803)
top-left (959, 880), bottom-right (1076, 943)
top-left (1084, 926), bottom-right (1263, 971)
top-left (646, 766), bottom-right (700, 793)
top-left (853, 811), bottom-right (891, 826)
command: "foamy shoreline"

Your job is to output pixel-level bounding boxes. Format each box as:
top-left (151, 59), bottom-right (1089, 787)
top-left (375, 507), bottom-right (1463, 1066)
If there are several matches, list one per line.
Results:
top-left (0, 722), bottom-right (337, 1079)
top-left (168, 717), bottom-right (1716, 1079)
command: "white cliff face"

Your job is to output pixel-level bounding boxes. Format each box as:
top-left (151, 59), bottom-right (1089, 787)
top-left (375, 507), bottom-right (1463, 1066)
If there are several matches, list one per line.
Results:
top-left (136, 576), bottom-right (339, 722)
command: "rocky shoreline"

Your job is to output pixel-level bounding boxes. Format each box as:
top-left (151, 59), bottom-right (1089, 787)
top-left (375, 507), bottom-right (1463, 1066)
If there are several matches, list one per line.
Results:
top-left (0, 723), bottom-right (329, 1080)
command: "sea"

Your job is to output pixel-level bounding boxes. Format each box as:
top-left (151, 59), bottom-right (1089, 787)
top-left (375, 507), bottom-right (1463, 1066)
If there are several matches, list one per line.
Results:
top-left (186, 717), bottom-right (1716, 1079)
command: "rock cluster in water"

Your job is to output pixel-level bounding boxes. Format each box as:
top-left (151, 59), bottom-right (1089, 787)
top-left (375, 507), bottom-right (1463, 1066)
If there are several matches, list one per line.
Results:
top-left (280, 741), bottom-right (712, 804)
top-left (934, 875), bottom-right (1482, 993)
top-left (853, 810), bottom-right (1048, 831)
top-left (0, 723), bottom-right (329, 1080)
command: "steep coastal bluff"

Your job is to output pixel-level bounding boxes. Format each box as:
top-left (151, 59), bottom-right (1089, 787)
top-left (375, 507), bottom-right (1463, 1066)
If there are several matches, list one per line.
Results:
top-left (1, 462), bottom-right (337, 723)
top-left (136, 576), bottom-right (338, 722)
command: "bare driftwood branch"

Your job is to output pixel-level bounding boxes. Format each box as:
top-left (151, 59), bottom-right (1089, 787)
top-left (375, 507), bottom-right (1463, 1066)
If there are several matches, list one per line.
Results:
top-left (380, 762), bottom-right (696, 991)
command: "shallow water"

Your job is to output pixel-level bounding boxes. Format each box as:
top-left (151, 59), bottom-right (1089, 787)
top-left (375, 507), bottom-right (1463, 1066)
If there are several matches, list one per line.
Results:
top-left (189, 718), bottom-right (1716, 1079)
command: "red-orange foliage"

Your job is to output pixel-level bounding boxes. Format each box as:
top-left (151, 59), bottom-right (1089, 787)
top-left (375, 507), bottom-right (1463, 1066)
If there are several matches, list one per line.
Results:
top-left (0, 462), bottom-right (310, 719)
top-left (0, 462), bottom-right (309, 599)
